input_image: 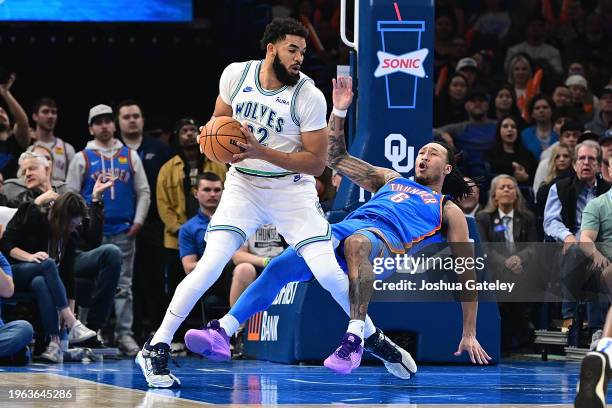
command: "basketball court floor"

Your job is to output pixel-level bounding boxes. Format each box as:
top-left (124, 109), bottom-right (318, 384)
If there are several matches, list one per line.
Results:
top-left (0, 357), bottom-right (598, 406)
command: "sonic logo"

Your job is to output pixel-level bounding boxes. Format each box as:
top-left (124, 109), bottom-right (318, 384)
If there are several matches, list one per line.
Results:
top-left (374, 49), bottom-right (429, 78)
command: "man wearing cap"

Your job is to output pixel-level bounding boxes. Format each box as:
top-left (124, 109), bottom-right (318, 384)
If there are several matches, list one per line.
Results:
top-left (456, 58), bottom-right (478, 88)
top-left (66, 104), bottom-right (151, 356)
top-left (156, 118), bottom-right (227, 304)
top-left (586, 85), bottom-right (612, 137)
top-left (115, 100), bottom-right (173, 339)
top-left (533, 120), bottom-right (583, 195)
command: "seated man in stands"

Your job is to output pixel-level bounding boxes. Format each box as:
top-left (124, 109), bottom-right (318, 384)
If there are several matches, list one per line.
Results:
top-left (0, 251), bottom-right (33, 365)
top-left (2, 147), bottom-right (69, 207)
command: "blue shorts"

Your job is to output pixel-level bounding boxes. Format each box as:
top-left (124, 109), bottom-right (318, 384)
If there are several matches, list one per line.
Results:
top-left (331, 218), bottom-right (403, 280)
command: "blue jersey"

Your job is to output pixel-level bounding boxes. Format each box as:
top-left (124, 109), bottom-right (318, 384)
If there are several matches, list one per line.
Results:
top-left (336, 177), bottom-right (446, 253)
top-left (81, 146), bottom-right (136, 236)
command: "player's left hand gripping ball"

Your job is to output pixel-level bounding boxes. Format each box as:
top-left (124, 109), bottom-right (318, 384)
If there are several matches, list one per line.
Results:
top-left (231, 122), bottom-right (266, 164)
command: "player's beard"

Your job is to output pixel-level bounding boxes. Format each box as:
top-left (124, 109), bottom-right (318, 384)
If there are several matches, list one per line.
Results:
top-left (273, 55), bottom-right (299, 87)
top-left (0, 122), bottom-right (7, 133)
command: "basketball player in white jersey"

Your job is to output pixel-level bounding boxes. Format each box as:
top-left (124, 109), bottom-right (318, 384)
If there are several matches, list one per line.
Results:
top-left (137, 17), bottom-right (356, 388)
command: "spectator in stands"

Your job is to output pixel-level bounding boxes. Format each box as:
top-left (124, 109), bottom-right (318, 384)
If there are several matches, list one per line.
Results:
top-left (489, 84), bottom-right (523, 123)
top-left (550, 107), bottom-right (576, 144)
top-left (0, 74), bottom-right (30, 180)
top-left (455, 58), bottom-right (478, 88)
top-left (5, 151), bottom-right (69, 208)
top-left (458, 176), bottom-right (481, 217)
top-left (544, 140), bottom-right (611, 345)
top-left (157, 118), bottom-right (227, 300)
top-left (534, 143), bottom-right (574, 221)
top-left (476, 174), bottom-right (537, 352)
top-left (599, 130), bottom-right (612, 184)
top-left (566, 75), bottom-right (597, 123)
top-left (0, 193), bottom-right (97, 363)
top-left (487, 116), bottom-right (537, 186)
top-left (551, 84), bottom-right (573, 109)
top-left (586, 85), bottom-right (612, 136)
top-left (29, 98), bottom-right (75, 182)
top-left (116, 100), bottom-right (173, 339)
top-left (504, 17), bottom-right (563, 75)
top-left (520, 94), bottom-right (558, 160)
top-left (0, 251), bottom-right (33, 366)
top-left (434, 73), bottom-right (468, 127)
top-left (66, 104), bottom-right (151, 357)
top-left (437, 88), bottom-right (497, 181)
top-left (506, 53), bottom-right (540, 116)
top-left (533, 121), bottom-right (582, 195)
top-left (1, 145), bottom-right (65, 204)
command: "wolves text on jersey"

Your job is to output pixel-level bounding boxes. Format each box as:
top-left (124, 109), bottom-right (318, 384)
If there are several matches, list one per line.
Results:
top-left (235, 101), bottom-right (285, 133)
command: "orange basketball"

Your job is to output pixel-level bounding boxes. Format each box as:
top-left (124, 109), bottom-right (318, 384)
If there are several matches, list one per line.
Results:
top-left (199, 116), bottom-right (246, 164)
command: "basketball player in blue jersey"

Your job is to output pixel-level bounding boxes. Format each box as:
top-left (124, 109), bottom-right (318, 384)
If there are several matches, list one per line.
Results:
top-left (137, 19), bottom-right (359, 388)
top-left (187, 76), bottom-right (491, 377)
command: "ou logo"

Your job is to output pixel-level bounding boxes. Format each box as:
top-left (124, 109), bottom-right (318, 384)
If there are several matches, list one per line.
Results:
top-left (385, 134), bottom-right (414, 173)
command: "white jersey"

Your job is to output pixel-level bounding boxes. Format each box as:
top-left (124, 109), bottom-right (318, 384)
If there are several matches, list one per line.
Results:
top-left (219, 60), bottom-right (327, 177)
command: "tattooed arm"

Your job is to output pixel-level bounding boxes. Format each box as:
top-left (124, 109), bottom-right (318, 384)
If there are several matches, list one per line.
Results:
top-left (327, 76), bottom-right (400, 193)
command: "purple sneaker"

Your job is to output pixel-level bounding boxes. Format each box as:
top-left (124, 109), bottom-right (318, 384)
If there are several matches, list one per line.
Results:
top-left (184, 320), bottom-right (231, 361)
top-left (324, 332), bottom-right (364, 374)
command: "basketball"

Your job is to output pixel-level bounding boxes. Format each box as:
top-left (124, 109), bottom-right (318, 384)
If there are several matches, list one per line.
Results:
top-left (199, 116), bottom-right (246, 163)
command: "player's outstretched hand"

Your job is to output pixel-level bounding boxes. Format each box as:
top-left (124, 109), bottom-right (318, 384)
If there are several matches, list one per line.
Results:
top-left (232, 121), bottom-right (266, 163)
top-left (454, 334), bottom-right (491, 365)
top-left (332, 76), bottom-right (353, 111)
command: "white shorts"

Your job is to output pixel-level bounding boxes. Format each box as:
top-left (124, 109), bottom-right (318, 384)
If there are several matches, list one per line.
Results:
top-left (207, 167), bottom-right (331, 252)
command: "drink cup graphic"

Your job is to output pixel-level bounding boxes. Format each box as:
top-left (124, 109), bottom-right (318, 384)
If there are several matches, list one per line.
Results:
top-left (375, 21), bottom-right (428, 109)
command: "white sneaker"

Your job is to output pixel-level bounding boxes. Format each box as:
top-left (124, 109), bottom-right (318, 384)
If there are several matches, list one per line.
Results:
top-left (68, 320), bottom-right (96, 345)
top-left (135, 337), bottom-right (181, 388)
top-left (40, 341), bottom-right (63, 364)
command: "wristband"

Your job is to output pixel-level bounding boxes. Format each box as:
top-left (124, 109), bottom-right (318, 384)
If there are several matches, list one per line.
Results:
top-left (332, 107), bottom-right (347, 118)
top-left (263, 257), bottom-right (271, 267)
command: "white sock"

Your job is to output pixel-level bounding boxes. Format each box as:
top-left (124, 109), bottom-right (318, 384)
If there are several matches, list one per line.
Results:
top-left (364, 319), bottom-right (376, 339)
top-left (219, 314), bottom-right (240, 337)
top-left (596, 337), bottom-right (612, 368)
top-left (347, 319), bottom-right (365, 344)
top-left (151, 231), bottom-right (242, 345)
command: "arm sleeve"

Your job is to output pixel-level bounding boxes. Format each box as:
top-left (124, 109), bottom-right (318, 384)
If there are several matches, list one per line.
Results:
top-left (130, 150), bottom-right (151, 225)
top-left (294, 81), bottom-right (328, 132)
top-left (543, 184), bottom-right (573, 241)
top-left (65, 152), bottom-right (86, 193)
top-left (219, 62), bottom-right (250, 105)
top-left (156, 165), bottom-right (183, 235)
top-left (178, 225), bottom-right (197, 259)
top-left (580, 199), bottom-right (600, 234)
top-left (83, 201), bottom-right (104, 250)
top-left (0, 202), bottom-right (38, 257)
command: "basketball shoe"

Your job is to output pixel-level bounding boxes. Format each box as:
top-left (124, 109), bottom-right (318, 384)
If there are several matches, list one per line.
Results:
top-left (365, 328), bottom-right (417, 379)
top-left (135, 337), bottom-right (180, 388)
top-left (324, 332), bottom-right (363, 374)
top-left (575, 351), bottom-right (611, 408)
top-left (184, 320), bottom-right (231, 361)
